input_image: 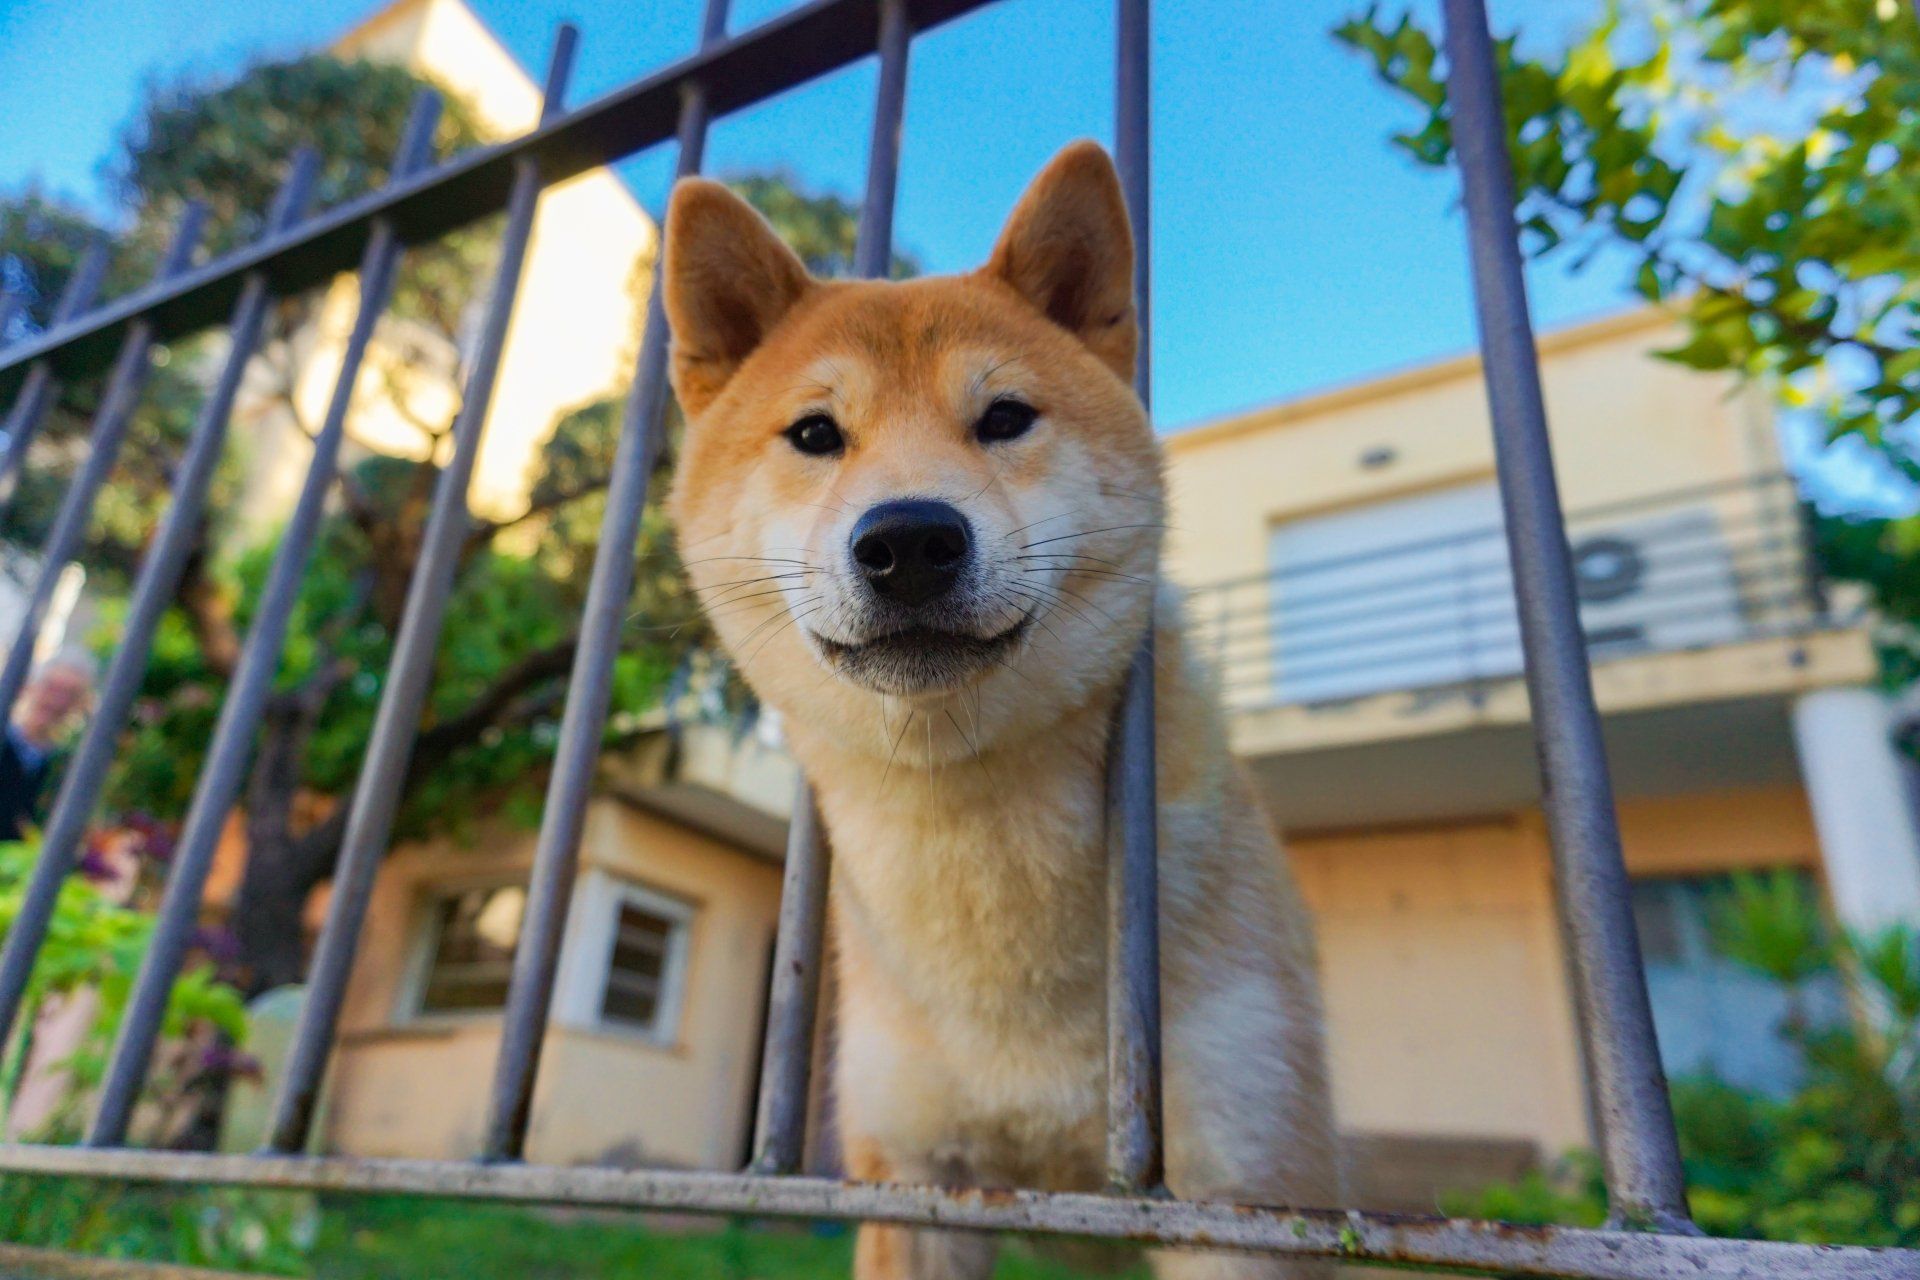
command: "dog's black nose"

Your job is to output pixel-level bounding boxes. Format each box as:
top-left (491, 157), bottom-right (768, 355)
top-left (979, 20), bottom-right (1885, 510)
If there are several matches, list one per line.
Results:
top-left (851, 499), bottom-right (972, 606)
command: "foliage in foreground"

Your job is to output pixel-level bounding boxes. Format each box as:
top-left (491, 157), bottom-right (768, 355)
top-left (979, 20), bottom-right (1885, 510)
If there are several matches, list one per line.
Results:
top-left (1445, 870), bottom-right (1920, 1247)
top-left (0, 1183), bottom-right (1143, 1279)
top-left (0, 837), bottom-right (248, 1144)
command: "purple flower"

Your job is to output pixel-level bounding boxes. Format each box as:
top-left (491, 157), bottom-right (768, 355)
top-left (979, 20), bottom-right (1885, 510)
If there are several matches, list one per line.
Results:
top-left (189, 924), bottom-right (241, 964)
top-left (121, 812), bottom-right (178, 864)
top-left (77, 840), bottom-right (118, 883)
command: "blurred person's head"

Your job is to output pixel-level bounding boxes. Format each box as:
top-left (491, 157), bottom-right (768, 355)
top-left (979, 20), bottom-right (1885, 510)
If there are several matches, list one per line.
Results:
top-left (16, 648), bottom-right (96, 747)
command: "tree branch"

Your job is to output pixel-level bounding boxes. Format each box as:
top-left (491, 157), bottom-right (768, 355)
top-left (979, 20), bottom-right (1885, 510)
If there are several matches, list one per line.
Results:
top-left (412, 630), bottom-right (581, 763)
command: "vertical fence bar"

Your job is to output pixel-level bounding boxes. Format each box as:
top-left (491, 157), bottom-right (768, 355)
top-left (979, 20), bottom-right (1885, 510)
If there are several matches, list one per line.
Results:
top-left (749, 791), bottom-right (830, 1173)
top-left (0, 209), bottom-right (207, 727)
top-left (480, 0), bottom-right (732, 1165)
top-left (0, 210), bottom-right (209, 1064)
top-left (264, 37), bottom-right (579, 1156)
top-left (7, 93), bottom-right (441, 1129)
top-left (0, 243), bottom-right (110, 511)
top-left (750, 0), bottom-right (912, 1178)
top-left (1104, 0), bottom-right (1163, 1195)
top-left (852, 0), bottom-right (910, 281)
top-left (82, 152), bottom-right (324, 1147)
top-left (1439, 0), bottom-right (1691, 1230)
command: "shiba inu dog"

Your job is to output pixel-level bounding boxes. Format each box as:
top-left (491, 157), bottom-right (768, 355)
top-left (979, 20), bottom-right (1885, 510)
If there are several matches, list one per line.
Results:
top-left (664, 141), bottom-right (1338, 1278)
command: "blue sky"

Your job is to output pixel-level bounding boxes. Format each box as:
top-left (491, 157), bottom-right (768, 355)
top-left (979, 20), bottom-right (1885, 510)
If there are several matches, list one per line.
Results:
top-left (0, 0), bottom-right (1627, 434)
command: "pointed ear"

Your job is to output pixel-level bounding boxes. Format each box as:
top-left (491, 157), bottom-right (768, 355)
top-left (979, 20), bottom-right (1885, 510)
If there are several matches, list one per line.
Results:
top-left (663, 178), bottom-right (815, 417)
top-left (981, 140), bottom-right (1137, 384)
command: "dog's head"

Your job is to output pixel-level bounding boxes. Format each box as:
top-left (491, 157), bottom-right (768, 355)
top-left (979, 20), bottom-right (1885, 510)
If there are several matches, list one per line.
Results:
top-left (664, 142), bottom-right (1162, 759)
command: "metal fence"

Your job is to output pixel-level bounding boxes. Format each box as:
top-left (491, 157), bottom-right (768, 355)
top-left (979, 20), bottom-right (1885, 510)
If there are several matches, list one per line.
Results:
top-left (1186, 471), bottom-right (1843, 712)
top-left (0, 0), bottom-right (1911, 1276)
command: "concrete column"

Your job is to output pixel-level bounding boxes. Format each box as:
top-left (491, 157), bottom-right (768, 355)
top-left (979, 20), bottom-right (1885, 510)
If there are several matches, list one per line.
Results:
top-left (1792, 687), bottom-right (1920, 933)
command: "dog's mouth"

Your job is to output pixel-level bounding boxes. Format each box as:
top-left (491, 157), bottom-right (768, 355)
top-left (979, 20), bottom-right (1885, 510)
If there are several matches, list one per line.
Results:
top-left (811, 613), bottom-right (1033, 693)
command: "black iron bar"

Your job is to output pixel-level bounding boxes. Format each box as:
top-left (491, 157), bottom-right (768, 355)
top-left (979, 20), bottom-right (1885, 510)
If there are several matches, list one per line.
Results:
top-left (0, 210), bottom-right (206, 727)
top-left (1104, 0), bottom-right (1162, 1195)
top-left (1192, 480), bottom-right (1801, 645)
top-left (1209, 540), bottom-right (1811, 667)
top-left (481, 0), bottom-right (732, 1165)
top-left (17, 93), bottom-right (439, 1140)
top-left (1440, 0), bottom-right (1691, 1229)
top-left (1250, 587), bottom-right (1822, 691)
top-left (265, 35), bottom-right (580, 1156)
top-left (0, 209), bottom-right (208, 1065)
top-left (1219, 613), bottom-right (1852, 712)
top-left (0, 0), bottom-right (1001, 396)
top-left (1192, 470), bottom-right (1798, 599)
top-left (1200, 522), bottom-right (1803, 665)
top-left (82, 153), bottom-right (325, 1147)
top-left (0, 242), bottom-right (109, 509)
top-left (749, 0), bottom-right (913, 1178)
top-left (1237, 515), bottom-right (1799, 644)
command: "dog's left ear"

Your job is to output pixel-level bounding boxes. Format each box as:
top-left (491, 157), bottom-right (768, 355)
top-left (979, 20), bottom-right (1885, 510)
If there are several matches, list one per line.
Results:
top-left (981, 140), bottom-right (1137, 386)
top-left (663, 178), bottom-right (815, 418)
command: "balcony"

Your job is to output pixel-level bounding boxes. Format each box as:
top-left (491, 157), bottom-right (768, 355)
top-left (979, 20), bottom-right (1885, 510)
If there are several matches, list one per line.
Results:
top-left (1182, 473), bottom-right (1877, 827)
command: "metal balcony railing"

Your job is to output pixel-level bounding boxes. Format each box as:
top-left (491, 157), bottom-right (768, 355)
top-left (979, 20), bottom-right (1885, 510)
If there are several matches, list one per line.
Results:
top-left (0, 0), bottom-right (1911, 1276)
top-left (1185, 471), bottom-right (1843, 714)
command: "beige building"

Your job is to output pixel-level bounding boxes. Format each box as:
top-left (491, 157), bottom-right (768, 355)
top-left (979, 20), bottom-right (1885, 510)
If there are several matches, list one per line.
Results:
top-left (1165, 307), bottom-right (1904, 1185)
top-left (233, 0), bottom-right (655, 530)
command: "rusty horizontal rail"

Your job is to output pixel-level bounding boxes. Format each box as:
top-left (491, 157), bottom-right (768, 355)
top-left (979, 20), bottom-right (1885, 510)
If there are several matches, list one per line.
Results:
top-left (0, 1146), bottom-right (1910, 1280)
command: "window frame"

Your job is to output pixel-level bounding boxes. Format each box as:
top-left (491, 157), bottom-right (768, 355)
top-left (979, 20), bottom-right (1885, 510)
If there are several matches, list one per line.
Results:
top-left (552, 867), bottom-right (696, 1047)
top-left (394, 876), bottom-right (529, 1027)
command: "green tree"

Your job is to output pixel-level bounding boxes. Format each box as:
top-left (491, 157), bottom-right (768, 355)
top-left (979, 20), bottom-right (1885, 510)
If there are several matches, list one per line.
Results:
top-left (3, 55), bottom-right (890, 993)
top-left (1, 56), bottom-right (490, 588)
top-left (1336, 0), bottom-right (1920, 665)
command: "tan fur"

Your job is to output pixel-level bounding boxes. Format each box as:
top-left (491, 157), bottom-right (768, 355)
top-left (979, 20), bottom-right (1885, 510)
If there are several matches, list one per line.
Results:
top-left (665, 142), bottom-right (1338, 1279)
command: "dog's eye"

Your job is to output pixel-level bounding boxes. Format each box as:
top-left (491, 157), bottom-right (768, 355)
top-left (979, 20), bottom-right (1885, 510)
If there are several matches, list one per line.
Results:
top-left (975, 398), bottom-right (1039, 444)
top-left (785, 414), bottom-right (845, 457)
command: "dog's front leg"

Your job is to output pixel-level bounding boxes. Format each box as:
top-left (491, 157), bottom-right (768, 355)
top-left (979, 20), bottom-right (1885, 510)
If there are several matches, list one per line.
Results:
top-left (853, 1224), bottom-right (997, 1280)
top-left (846, 1140), bottom-right (998, 1280)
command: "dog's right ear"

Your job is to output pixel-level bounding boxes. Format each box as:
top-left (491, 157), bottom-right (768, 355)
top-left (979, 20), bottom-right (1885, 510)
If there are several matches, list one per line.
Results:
top-left (663, 179), bottom-right (814, 417)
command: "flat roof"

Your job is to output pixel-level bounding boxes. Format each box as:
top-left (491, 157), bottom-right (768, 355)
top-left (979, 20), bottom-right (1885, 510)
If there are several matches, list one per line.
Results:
top-left (1163, 306), bottom-right (1673, 455)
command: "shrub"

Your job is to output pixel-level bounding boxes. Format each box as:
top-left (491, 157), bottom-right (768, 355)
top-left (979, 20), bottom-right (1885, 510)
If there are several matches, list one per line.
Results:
top-left (1447, 870), bottom-right (1920, 1246)
top-left (0, 834), bottom-right (248, 1142)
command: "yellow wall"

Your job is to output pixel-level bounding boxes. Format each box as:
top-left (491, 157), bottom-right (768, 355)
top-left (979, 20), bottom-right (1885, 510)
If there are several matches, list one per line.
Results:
top-left (1615, 786), bottom-right (1821, 878)
top-left (1293, 783), bottom-right (1822, 1157)
top-left (328, 799), bottom-right (781, 1168)
top-left (236, 0), bottom-right (655, 531)
top-left (1294, 818), bottom-right (1591, 1152)
top-left (1161, 308), bottom-right (1778, 590)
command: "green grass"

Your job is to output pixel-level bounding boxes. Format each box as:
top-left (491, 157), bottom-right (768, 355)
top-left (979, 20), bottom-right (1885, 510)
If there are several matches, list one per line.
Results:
top-left (1, 1178), bottom-right (1147, 1278)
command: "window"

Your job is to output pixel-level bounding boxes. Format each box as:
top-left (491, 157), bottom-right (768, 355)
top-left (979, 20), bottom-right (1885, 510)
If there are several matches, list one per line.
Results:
top-left (600, 899), bottom-right (678, 1029)
top-left (1629, 872), bottom-right (1845, 1095)
top-left (1267, 483), bottom-right (1517, 704)
top-left (554, 870), bottom-right (695, 1043)
top-left (1263, 483), bottom-right (1746, 705)
top-left (412, 883), bottom-right (526, 1016)
top-left (401, 871), bottom-right (692, 1041)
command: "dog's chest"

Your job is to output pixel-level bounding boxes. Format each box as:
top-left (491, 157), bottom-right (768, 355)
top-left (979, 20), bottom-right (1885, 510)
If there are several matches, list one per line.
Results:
top-left (825, 764), bottom-right (1110, 1059)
